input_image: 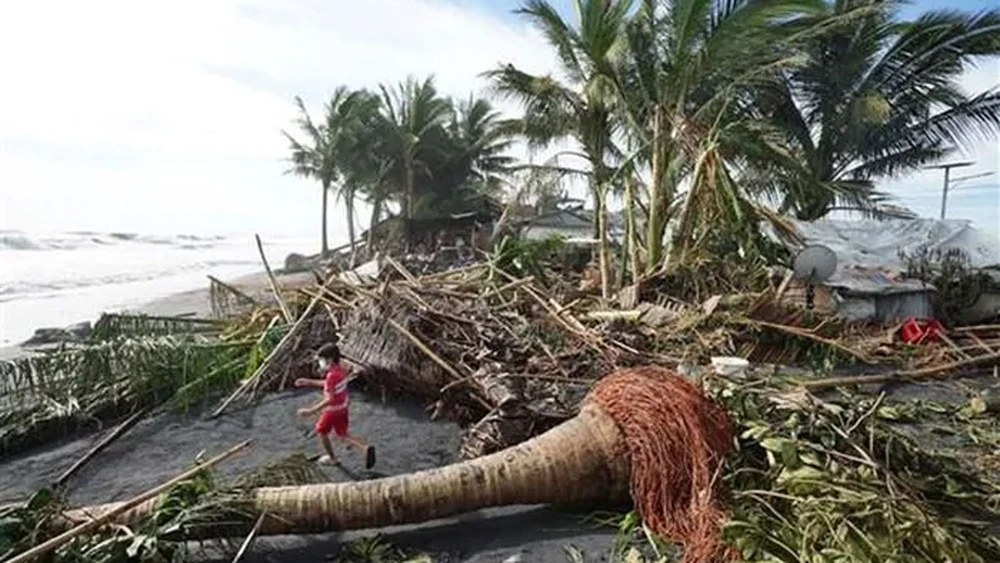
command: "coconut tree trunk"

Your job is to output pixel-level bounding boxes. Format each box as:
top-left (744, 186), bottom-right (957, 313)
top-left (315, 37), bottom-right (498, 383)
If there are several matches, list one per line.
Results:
top-left (345, 187), bottom-right (357, 267)
top-left (321, 181), bottom-right (330, 256)
top-left (596, 188), bottom-right (611, 300)
top-left (404, 154), bottom-right (415, 221)
top-left (63, 404), bottom-right (630, 537)
top-left (645, 107), bottom-right (668, 274)
top-left (367, 196), bottom-right (382, 255)
top-left (624, 175), bottom-right (640, 283)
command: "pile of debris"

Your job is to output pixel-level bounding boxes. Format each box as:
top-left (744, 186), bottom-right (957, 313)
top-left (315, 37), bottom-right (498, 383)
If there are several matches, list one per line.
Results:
top-left (4, 244), bottom-right (1000, 562)
top-left (211, 252), bottom-right (999, 462)
top-left (219, 256), bottom-right (659, 458)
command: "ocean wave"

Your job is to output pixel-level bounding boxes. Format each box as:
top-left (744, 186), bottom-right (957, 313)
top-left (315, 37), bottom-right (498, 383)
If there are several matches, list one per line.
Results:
top-left (0, 230), bottom-right (226, 252)
top-left (0, 258), bottom-right (257, 302)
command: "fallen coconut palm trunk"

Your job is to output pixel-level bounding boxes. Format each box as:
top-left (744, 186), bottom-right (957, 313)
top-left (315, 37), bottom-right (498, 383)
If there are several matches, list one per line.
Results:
top-left (63, 367), bottom-right (734, 563)
top-left (66, 405), bottom-right (627, 528)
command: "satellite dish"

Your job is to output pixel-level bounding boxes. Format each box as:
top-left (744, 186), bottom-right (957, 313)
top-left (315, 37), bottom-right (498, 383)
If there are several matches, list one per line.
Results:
top-left (793, 245), bottom-right (837, 282)
top-left (791, 245), bottom-right (837, 310)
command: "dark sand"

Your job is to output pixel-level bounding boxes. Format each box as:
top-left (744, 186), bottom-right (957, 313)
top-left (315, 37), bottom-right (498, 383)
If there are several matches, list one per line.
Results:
top-left (0, 269), bottom-right (618, 561)
top-left (0, 384), bottom-right (616, 562)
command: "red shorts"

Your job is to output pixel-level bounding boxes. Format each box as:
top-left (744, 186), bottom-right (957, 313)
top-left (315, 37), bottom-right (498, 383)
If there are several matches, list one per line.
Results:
top-left (315, 407), bottom-right (348, 437)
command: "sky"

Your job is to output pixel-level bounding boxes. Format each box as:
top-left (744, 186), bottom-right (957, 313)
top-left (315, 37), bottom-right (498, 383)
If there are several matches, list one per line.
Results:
top-left (0, 0), bottom-right (997, 247)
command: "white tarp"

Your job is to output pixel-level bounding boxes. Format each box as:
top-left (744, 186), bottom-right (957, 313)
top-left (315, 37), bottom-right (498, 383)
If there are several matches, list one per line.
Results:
top-left (786, 218), bottom-right (1000, 295)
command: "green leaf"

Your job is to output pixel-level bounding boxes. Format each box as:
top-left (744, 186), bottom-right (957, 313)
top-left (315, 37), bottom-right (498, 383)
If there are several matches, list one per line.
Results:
top-left (742, 423), bottom-right (771, 441)
top-left (781, 440), bottom-right (801, 469)
top-left (777, 465), bottom-right (827, 484)
top-left (876, 406), bottom-right (902, 420)
top-left (760, 438), bottom-right (790, 453)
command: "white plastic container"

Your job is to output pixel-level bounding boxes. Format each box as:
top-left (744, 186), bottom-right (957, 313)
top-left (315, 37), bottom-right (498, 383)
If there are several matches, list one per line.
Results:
top-left (711, 356), bottom-right (750, 378)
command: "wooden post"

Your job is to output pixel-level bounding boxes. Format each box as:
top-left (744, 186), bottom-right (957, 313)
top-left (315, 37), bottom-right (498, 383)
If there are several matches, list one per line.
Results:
top-left (255, 234), bottom-right (293, 323)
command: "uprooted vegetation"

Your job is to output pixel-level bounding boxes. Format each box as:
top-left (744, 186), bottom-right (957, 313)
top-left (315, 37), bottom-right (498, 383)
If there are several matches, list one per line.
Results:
top-left (1, 243), bottom-right (999, 562)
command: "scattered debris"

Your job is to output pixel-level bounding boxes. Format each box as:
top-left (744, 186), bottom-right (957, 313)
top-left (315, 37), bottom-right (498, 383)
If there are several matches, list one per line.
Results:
top-left (3, 237), bottom-right (999, 562)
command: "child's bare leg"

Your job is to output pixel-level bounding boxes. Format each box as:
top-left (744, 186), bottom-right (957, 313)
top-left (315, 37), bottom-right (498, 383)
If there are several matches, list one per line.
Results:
top-left (340, 434), bottom-right (367, 450)
top-left (319, 433), bottom-right (338, 464)
top-left (339, 434), bottom-right (376, 469)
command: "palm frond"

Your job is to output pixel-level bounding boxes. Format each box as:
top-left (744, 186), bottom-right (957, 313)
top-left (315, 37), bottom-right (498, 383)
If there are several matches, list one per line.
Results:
top-left (912, 88), bottom-right (1000, 147)
top-left (0, 329), bottom-right (269, 458)
top-left (91, 313), bottom-right (222, 341)
top-left (517, 0), bottom-right (588, 83)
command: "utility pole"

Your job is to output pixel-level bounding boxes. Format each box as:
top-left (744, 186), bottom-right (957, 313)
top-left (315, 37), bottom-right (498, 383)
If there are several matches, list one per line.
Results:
top-left (926, 161), bottom-right (973, 219)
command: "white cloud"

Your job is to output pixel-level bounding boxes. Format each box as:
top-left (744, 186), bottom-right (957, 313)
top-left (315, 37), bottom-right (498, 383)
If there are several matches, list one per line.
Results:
top-left (0, 0), bottom-right (557, 241)
top-left (0, 0), bottom-right (996, 243)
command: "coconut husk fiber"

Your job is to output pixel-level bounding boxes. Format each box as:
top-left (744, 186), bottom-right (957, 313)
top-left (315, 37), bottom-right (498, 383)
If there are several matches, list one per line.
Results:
top-left (586, 366), bottom-right (735, 563)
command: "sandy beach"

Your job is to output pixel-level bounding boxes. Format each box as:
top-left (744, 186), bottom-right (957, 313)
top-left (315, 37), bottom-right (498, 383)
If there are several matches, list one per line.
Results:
top-left (0, 270), bottom-right (619, 562)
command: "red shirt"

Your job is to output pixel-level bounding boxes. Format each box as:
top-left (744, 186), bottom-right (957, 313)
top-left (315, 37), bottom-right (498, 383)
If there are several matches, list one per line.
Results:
top-left (323, 364), bottom-right (349, 411)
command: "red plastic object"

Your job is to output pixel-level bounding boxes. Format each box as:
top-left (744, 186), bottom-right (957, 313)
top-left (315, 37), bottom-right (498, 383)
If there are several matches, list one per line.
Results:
top-left (900, 317), bottom-right (945, 344)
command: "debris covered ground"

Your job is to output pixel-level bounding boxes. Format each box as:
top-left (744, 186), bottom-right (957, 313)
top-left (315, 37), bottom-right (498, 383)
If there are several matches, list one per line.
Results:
top-left (1, 246), bottom-right (999, 562)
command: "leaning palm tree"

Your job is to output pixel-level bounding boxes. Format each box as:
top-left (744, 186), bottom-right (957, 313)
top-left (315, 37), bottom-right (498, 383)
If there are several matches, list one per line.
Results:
top-left (62, 367), bottom-right (736, 563)
top-left (757, 0), bottom-right (1000, 220)
top-left (485, 0), bottom-right (633, 299)
top-left (283, 89), bottom-right (378, 255)
top-left (333, 89), bottom-right (386, 261)
top-left (350, 135), bottom-right (398, 254)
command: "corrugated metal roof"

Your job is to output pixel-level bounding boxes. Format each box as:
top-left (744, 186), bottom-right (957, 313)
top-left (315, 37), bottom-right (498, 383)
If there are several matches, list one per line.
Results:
top-left (775, 218), bottom-right (999, 296)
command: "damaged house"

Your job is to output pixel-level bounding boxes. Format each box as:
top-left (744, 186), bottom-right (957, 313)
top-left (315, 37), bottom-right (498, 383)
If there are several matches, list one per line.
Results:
top-left (778, 218), bottom-right (1000, 324)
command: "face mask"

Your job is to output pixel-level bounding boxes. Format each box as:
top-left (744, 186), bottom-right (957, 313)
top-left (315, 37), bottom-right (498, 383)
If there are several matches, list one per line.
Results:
top-left (317, 358), bottom-right (330, 372)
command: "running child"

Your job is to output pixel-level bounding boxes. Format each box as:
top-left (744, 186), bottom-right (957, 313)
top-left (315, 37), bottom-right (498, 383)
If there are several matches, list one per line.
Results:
top-left (295, 343), bottom-right (376, 468)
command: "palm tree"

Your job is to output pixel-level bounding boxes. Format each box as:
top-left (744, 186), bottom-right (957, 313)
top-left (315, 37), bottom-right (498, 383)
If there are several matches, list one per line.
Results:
top-left (283, 95), bottom-right (337, 255)
top-left (611, 0), bottom-right (839, 273)
top-left (333, 89), bottom-right (386, 261)
top-left (377, 76), bottom-right (454, 221)
top-left (450, 96), bottom-right (516, 194)
top-left (413, 96), bottom-right (517, 218)
top-left (349, 117), bottom-right (398, 253)
top-left (65, 367), bottom-right (732, 562)
top-left (486, 0), bottom-right (633, 299)
top-left (757, 0), bottom-right (1000, 220)
top-left (283, 89), bottom-right (378, 255)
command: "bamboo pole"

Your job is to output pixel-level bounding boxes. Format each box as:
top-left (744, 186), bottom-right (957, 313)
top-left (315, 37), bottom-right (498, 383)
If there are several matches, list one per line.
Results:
top-left (748, 319), bottom-right (871, 363)
top-left (800, 350), bottom-right (1000, 391)
top-left (6, 441), bottom-right (252, 563)
top-left (384, 318), bottom-right (492, 410)
top-left (54, 410), bottom-right (145, 488)
top-left (385, 319), bottom-right (463, 381)
top-left (384, 254), bottom-right (418, 284)
top-left (209, 296), bottom-right (322, 419)
top-left (249, 315), bottom-right (284, 400)
top-left (230, 511), bottom-right (267, 563)
top-left (255, 234), bottom-right (293, 324)
top-left (584, 310), bottom-right (644, 322)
